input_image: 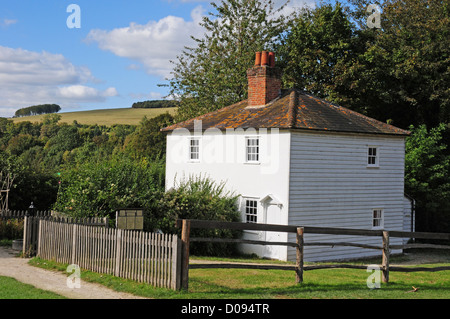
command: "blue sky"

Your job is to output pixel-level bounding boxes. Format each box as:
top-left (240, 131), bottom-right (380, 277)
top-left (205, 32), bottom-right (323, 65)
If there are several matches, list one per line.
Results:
top-left (0, 0), bottom-right (313, 117)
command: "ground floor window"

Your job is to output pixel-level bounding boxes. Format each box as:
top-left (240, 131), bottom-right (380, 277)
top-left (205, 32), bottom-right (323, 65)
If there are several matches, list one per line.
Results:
top-left (244, 199), bottom-right (258, 223)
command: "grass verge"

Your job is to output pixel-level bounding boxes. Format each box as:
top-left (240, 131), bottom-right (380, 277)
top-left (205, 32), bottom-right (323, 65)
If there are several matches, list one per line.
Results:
top-left (28, 254), bottom-right (450, 299)
top-left (0, 276), bottom-right (66, 299)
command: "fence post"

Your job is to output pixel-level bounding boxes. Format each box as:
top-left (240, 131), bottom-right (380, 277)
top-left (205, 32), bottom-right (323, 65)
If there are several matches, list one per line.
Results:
top-left (296, 227), bottom-right (304, 284)
top-left (171, 235), bottom-right (182, 290)
top-left (22, 216), bottom-right (34, 257)
top-left (382, 231), bottom-right (390, 283)
top-left (181, 219), bottom-right (191, 291)
top-left (72, 224), bottom-right (78, 265)
top-left (37, 219), bottom-right (43, 257)
top-left (115, 229), bottom-right (123, 277)
top-left (22, 216), bottom-right (28, 255)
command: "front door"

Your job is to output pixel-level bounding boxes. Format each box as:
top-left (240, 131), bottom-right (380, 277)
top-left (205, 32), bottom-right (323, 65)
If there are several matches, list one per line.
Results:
top-left (263, 203), bottom-right (283, 259)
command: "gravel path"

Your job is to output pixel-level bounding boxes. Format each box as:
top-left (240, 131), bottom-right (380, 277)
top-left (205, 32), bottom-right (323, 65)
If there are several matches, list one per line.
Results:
top-left (0, 246), bottom-right (147, 299)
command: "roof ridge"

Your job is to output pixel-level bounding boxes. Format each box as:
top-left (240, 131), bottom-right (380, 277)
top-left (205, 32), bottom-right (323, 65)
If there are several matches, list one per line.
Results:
top-left (295, 91), bottom-right (411, 135)
top-left (160, 88), bottom-right (411, 136)
top-left (161, 99), bottom-right (247, 132)
top-left (287, 89), bottom-right (298, 128)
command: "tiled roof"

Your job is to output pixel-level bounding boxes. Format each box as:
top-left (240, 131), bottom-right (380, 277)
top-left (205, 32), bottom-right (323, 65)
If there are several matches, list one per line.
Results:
top-left (161, 89), bottom-right (410, 136)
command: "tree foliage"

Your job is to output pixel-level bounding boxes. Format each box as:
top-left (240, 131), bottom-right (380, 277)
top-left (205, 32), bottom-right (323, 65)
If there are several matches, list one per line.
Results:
top-left (14, 104), bottom-right (61, 117)
top-left (157, 176), bottom-right (241, 256)
top-left (279, 0), bottom-right (450, 129)
top-left (168, 0), bottom-right (291, 121)
top-left (0, 115), bottom-right (163, 211)
top-left (277, 2), bottom-right (363, 109)
top-left (52, 155), bottom-right (166, 221)
top-left (405, 124), bottom-right (450, 233)
top-left (131, 100), bottom-right (178, 109)
top-left (124, 113), bottom-right (175, 160)
top-left (346, 0), bottom-right (450, 128)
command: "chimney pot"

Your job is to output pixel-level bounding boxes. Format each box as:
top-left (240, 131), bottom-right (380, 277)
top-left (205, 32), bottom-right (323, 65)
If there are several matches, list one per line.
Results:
top-left (254, 52), bottom-right (261, 66)
top-left (269, 52), bottom-right (275, 67)
top-left (261, 51), bottom-right (269, 66)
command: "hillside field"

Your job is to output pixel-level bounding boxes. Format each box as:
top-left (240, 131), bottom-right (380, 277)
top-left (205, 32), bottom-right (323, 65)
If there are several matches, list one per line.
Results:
top-left (11, 107), bottom-right (177, 126)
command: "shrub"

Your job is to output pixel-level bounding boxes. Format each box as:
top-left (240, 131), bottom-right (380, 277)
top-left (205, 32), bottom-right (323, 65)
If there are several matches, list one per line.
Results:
top-left (0, 219), bottom-right (24, 240)
top-left (156, 176), bottom-right (242, 256)
top-left (53, 155), bottom-right (165, 219)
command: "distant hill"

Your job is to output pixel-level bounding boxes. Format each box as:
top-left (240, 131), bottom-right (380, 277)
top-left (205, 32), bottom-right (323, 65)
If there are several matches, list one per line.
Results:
top-left (11, 107), bottom-right (177, 126)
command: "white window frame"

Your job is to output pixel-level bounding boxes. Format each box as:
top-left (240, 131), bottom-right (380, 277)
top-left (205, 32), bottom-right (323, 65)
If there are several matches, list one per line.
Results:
top-left (188, 137), bottom-right (200, 162)
top-left (245, 136), bottom-right (260, 163)
top-left (243, 198), bottom-right (259, 224)
top-left (367, 146), bottom-right (379, 168)
top-left (372, 208), bottom-right (384, 229)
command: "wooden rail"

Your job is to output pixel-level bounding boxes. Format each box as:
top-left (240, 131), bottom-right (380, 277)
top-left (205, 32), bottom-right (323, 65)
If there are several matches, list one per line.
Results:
top-left (177, 219), bottom-right (450, 291)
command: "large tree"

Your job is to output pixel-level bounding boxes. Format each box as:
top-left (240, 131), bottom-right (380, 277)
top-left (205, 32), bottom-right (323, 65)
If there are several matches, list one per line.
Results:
top-left (277, 2), bottom-right (364, 109)
top-left (168, 0), bottom-right (291, 122)
top-left (279, 0), bottom-right (449, 129)
top-left (405, 124), bottom-right (450, 234)
top-left (347, 0), bottom-right (450, 128)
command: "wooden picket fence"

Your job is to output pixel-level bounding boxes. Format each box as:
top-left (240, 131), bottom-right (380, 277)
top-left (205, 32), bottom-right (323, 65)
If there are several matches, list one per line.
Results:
top-left (36, 219), bottom-right (181, 290)
top-left (22, 215), bottom-right (108, 257)
top-left (0, 210), bottom-right (51, 219)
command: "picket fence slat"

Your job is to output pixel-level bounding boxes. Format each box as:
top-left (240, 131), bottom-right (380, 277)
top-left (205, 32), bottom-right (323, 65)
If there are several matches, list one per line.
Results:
top-left (35, 219), bottom-right (181, 290)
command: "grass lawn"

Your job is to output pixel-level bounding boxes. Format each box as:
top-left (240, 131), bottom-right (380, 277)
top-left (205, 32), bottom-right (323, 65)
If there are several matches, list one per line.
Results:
top-left (28, 253), bottom-right (450, 300)
top-left (0, 276), bottom-right (66, 299)
top-left (11, 107), bottom-right (177, 126)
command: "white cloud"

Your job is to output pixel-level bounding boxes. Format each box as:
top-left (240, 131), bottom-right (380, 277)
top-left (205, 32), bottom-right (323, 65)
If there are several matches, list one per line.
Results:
top-left (85, 1), bottom-right (314, 81)
top-left (0, 46), bottom-right (94, 86)
top-left (129, 91), bottom-right (165, 101)
top-left (85, 6), bottom-right (206, 79)
top-left (59, 85), bottom-right (118, 101)
top-left (1, 19), bottom-right (18, 27)
top-left (0, 46), bottom-right (117, 117)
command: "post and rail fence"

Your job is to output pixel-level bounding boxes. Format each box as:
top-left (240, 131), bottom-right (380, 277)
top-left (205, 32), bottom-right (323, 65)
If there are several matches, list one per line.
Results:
top-left (176, 219), bottom-right (450, 291)
top-left (16, 216), bottom-right (450, 292)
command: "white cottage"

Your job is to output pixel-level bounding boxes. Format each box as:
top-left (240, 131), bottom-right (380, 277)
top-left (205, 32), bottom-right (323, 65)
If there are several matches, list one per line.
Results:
top-left (162, 51), bottom-right (412, 262)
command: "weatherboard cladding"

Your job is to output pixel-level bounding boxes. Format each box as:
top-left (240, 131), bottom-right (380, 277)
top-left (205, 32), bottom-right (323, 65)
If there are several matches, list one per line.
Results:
top-left (161, 88), bottom-right (410, 136)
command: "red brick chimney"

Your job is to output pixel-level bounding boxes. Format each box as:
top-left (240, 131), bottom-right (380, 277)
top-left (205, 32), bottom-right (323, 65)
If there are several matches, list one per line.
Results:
top-left (247, 51), bottom-right (282, 107)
